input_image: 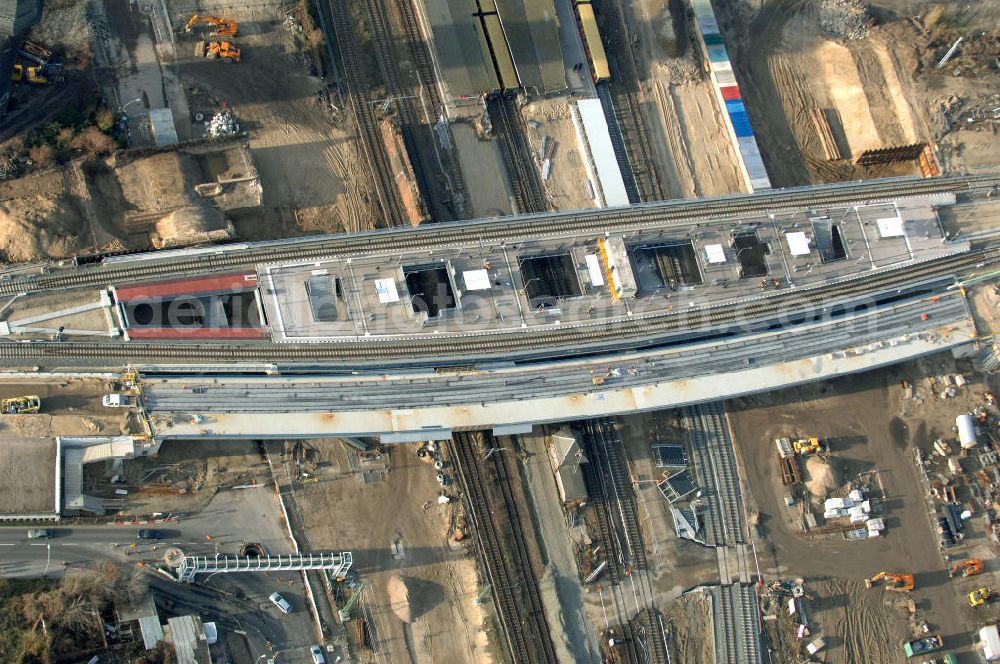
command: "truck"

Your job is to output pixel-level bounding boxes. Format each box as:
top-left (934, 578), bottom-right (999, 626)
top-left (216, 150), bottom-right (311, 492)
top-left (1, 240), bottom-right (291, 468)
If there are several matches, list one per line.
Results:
top-left (903, 635), bottom-right (942, 658)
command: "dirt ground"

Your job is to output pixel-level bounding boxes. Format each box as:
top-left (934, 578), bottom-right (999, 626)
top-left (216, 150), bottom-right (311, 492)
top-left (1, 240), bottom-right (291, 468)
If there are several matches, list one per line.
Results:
top-left (761, 577), bottom-right (912, 664)
top-left (156, 1), bottom-right (376, 237)
top-left (0, 378), bottom-right (129, 437)
top-left (728, 351), bottom-right (998, 662)
top-left (292, 441), bottom-right (493, 664)
top-left (521, 98), bottom-right (599, 211)
top-left (625, 0), bottom-right (748, 197)
top-left (661, 589), bottom-right (715, 664)
top-left (715, 0), bottom-right (1000, 186)
top-left (110, 439), bottom-right (269, 515)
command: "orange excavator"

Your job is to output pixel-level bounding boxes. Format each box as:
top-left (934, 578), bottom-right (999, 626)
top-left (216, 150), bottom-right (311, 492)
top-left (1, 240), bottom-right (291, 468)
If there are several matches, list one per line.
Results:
top-left (184, 14), bottom-right (237, 37)
top-left (865, 572), bottom-right (915, 592)
top-left (950, 559), bottom-right (984, 578)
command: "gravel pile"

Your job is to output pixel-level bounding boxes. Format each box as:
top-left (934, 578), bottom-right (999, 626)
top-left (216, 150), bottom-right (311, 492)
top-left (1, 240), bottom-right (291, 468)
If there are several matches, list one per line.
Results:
top-left (818, 0), bottom-right (871, 40)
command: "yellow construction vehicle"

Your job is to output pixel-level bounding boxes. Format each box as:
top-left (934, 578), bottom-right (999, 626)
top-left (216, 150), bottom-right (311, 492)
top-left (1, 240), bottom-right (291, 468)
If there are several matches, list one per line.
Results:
top-left (11, 64), bottom-right (47, 84)
top-left (1, 395), bottom-right (40, 414)
top-left (184, 14), bottom-right (237, 37)
top-left (865, 572), bottom-right (915, 592)
top-left (194, 41), bottom-right (240, 63)
top-left (970, 587), bottom-right (997, 607)
top-left (793, 437), bottom-right (823, 454)
top-left (950, 559), bottom-right (984, 578)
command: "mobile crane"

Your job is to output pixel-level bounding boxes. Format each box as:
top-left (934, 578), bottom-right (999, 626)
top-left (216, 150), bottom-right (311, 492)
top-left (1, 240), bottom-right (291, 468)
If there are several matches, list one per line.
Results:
top-left (184, 14), bottom-right (237, 37)
top-left (865, 572), bottom-right (915, 592)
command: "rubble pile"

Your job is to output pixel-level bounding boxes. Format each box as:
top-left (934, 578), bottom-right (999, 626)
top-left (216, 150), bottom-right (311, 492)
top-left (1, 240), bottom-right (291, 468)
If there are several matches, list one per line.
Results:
top-left (818, 0), bottom-right (871, 40)
top-left (207, 109), bottom-right (240, 138)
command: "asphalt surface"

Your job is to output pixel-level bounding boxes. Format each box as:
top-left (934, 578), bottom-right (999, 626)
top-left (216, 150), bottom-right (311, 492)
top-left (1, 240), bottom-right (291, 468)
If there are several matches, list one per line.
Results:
top-left (0, 487), bottom-right (325, 661)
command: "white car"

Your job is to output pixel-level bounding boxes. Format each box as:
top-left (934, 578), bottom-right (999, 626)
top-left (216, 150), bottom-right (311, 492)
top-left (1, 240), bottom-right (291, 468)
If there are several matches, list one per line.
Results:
top-left (310, 646), bottom-right (326, 664)
top-left (269, 592), bottom-right (293, 614)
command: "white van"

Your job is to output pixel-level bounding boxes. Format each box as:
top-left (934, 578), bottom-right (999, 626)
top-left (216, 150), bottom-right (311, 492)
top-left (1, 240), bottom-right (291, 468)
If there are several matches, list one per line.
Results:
top-left (102, 394), bottom-right (132, 408)
top-left (269, 592), bottom-right (293, 614)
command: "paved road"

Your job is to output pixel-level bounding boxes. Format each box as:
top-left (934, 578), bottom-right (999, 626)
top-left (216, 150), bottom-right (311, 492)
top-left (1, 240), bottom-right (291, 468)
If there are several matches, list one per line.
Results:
top-left (0, 487), bottom-right (323, 658)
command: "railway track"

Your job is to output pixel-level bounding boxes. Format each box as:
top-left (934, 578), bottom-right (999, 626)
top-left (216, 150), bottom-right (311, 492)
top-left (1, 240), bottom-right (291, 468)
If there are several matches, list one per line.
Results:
top-left (711, 584), bottom-right (762, 664)
top-left (360, 0), bottom-right (443, 220)
top-left (0, 245), bottom-right (991, 365)
top-left (596, 83), bottom-right (641, 204)
top-left (685, 403), bottom-right (746, 547)
top-left (1, 173), bottom-right (994, 296)
top-left (585, 419), bottom-right (647, 571)
top-left (581, 418), bottom-right (670, 664)
top-left (487, 95), bottom-right (549, 214)
top-left (326, 0), bottom-right (408, 226)
top-left (448, 431), bottom-right (557, 664)
top-left (593, 0), bottom-right (664, 202)
top-left (393, 0), bottom-right (467, 213)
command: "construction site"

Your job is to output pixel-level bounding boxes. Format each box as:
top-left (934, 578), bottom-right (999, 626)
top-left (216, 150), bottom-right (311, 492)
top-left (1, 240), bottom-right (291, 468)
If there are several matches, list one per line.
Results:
top-left (0, 0), bottom-right (988, 263)
top-left (0, 0), bottom-right (996, 661)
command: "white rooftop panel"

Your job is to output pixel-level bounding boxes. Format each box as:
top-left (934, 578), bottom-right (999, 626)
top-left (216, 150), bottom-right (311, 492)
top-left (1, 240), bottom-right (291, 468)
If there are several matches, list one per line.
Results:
top-left (585, 254), bottom-right (605, 286)
top-left (704, 244), bottom-right (726, 264)
top-left (374, 279), bottom-right (399, 303)
top-left (463, 269), bottom-right (491, 291)
top-left (876, 217), bottom-right (905, 238)
top-left (786, 231), bottom-right (811, 256)
top-left (577, 99), bottom-right (629, 207)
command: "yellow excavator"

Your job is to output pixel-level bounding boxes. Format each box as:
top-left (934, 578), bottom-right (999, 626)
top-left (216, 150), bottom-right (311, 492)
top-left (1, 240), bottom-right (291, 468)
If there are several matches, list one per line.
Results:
top-left (970, 587), bottom-right (998, 607)
top-left (950, 559), bottom-right (984, 578)
top-left (865, 572), bottom-right (915, 592)
top-left (1, 395), bottom-right (40, 414)
top-left (184, 14), bottom-right (237, 37)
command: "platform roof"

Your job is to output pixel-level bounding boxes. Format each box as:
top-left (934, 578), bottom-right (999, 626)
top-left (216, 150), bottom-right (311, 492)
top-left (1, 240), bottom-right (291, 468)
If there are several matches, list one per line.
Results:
top-left (577, 99), bottom-right (629, 207)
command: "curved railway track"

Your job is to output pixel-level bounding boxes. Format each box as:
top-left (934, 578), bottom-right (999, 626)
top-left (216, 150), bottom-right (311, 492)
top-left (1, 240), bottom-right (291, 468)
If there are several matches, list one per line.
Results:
top-left (0, 245), bottom-right (992, 364)
top-left (1, 174), bottom-right (994, 297)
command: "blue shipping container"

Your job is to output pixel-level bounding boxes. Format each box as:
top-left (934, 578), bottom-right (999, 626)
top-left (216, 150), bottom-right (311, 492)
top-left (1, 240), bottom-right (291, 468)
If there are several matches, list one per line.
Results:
top-left (729, 110), bottom-right (753, 137)
top-left (725, 98), bottom-right (746, 115)
top-left (707, 44), bottom-right (729, 63)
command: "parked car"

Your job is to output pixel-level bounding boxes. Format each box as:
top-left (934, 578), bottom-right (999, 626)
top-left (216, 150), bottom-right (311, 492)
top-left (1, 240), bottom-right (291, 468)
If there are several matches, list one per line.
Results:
top-left (27, 529), bottom-right (53, 539)
top-left (310, 645), bottom-right (326, 664)
top-left (136, 529), bottom-right (161, 540)
top-left (269, 592), bottom-right (293, 614)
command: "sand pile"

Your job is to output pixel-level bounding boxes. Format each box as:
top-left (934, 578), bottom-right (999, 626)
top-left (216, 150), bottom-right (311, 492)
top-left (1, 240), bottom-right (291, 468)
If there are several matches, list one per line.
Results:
top-left (387, 573), bottom-right (412, 623)
top-left (0, 194), bottom-right (88, 263)
top-left (804, 456), bottom-right (839, 499)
